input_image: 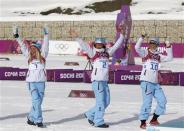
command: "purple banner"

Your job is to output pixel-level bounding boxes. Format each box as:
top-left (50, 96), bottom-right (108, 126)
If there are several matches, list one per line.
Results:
top-left (114, 70), bottom-right (180, 85)
top-left (0, 67), bottom-right (58, 81)
top-left (0, 67), bottom-right (182, 86)
top-left (0, 40), bottom-right (18, 53)
top-left (114, 71), bottom-right (141, 84)
top-left (109, 64), bottom-right (142, 71)
top-left (46, 69), bottom-right (55, 81)
top-left (158, 72), bottom-right (179, 85)
top-left (109, 71), bottom-right (115, 83)
top-left (83, 70), bottom-right (92, 83)
top-left (179, 72), bottom-right (184, 86)
top-left (54, 69), bottom-right (84, 82)
top-left (0, 67), bottom-right (27, 80)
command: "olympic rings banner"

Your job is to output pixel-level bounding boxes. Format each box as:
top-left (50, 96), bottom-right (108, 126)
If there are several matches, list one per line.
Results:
top-left (49, 40), bottom-right (80, 55)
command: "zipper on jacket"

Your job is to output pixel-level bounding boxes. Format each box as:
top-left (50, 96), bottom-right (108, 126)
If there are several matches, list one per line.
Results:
top-left (144, 70), bottom-right (147, 76)
top-left (43, 69), bottom-right (46, 76)
top-left (27, 70), bottom-right (30, 77)
top-left (95, 68), bottom-right (97, 75)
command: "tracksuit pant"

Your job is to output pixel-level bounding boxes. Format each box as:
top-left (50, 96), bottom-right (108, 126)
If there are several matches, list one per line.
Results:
top-left (27, 82), bottom-right (45, 124)
top-left (139, 81), bottom-right (167, 120)
top-left (85, 81), bottom-right (110, 126)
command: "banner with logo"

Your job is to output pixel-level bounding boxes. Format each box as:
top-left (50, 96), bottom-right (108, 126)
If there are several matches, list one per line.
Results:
top-left (83, 70), bottom-right (92, 83)
top-left (114, 71), bottom-right (141, 84)
top-left (109, 64), bottom-right (142, 71)
top-left (159, 72), bottom-right (179, 85)
top-left (0, 67), bottom-right (182, 86)
top-left (180, 72), bottom-right (184, 86)
top-left (114, 70), bottom-right (180, 85)
top-left (49, 40), bottom-right (80, 55)
top-left (0, 67), bottom-right (27, 80)
top-left (54, 69), bottom-right (84, 82)
top-left (0, 67), bottom-right (55, 81)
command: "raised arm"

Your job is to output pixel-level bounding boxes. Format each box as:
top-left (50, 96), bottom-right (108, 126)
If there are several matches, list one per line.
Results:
top-left (160, 41), bottom-right (173, 62)
top-left (70, 29), bottom-right (93, 58)
top-left (41, 26), bottom-right (49, 58)
top-left (108, 23), bottom-right (130, 56)
top-left (13, 26), bottom-right (29, 58)
top-left (75, 38), bottom-right (94, 58)
top-left (135, 36), bottom-right (146, 58)
top-left (108, 34), bottom-right (124, 56)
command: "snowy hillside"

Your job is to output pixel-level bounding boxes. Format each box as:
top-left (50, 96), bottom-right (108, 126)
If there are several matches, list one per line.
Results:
top-left (0, 0), bottom-right (184, 20)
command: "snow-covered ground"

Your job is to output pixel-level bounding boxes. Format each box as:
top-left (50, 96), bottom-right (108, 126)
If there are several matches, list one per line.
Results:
top-left (0, 0), bottom-right (184, 21)
top-left (0, 55), bottom-right (184, 131)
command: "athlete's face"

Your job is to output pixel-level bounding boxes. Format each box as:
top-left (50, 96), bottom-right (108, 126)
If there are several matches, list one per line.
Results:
top-left (148, 42), bottom-right (158, 51)
top-left (94, 43), bottom-right (105, 49)
top-left (30, 46), bottom-right (39, 57)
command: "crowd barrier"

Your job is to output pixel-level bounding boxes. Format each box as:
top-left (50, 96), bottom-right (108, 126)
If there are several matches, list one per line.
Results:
top-left (0, 67), bottom-right (183, 86)
top-left (0, 40), bottom-right (184, 58)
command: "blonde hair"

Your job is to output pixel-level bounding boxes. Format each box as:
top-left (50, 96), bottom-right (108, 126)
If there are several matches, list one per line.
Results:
top-left (28, 46), bottom-right (45, 64)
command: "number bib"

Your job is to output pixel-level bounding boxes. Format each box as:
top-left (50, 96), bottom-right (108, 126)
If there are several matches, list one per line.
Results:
top-left (150, 61), bottom-right (159, 71)
top-left (29, 60), bottom-right (45, 70)
top-left (91, 52), bottom-right (110, 81)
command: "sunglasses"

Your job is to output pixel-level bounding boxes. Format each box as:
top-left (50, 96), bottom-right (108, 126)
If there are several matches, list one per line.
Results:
top-left (149, 41), bottom-right (159, 46)
top-left (94, 43), bottom-right (105, 49)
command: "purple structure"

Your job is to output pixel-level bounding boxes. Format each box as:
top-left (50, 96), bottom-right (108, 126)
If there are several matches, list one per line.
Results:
top-left (112, 5), bottom-right (132, 64)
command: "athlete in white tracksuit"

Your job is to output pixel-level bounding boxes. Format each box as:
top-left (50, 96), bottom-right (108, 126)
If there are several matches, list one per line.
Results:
top-left (135, 35), bottom-right (173, 129)
top-left (75, 33), bottom-right (124, 128)
top-left (13, 26), bottom-right (49, 127)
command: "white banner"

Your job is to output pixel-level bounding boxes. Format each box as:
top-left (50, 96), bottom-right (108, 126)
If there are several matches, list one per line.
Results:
top-left (49, 40), bottom-right (80, 55)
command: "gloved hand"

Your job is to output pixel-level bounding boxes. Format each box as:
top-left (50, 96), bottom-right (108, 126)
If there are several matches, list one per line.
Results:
top-left (43, 25), bottom-right (49, 35)
top-left (141, 32), bottom-right (147, 38)
top-left (13, 26), bottom-right (19, 38)
top-left (165, 40), bottom-right (171, 48)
